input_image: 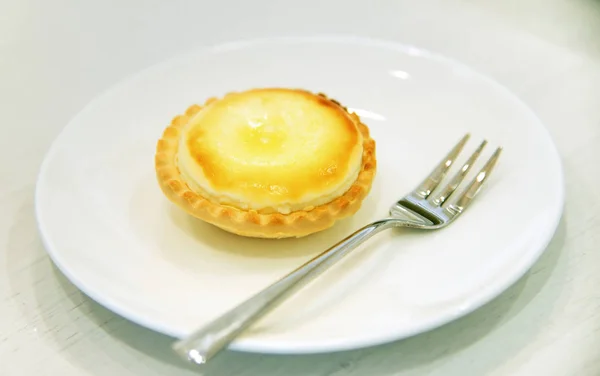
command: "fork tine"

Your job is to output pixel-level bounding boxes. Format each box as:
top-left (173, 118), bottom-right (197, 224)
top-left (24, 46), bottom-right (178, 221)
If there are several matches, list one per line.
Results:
top-left (431, 140), bottom-right (488, 206)
top-left (414, 133), bottom-right (470, 198)
top-left (452, 147), bottom-right (502, 212)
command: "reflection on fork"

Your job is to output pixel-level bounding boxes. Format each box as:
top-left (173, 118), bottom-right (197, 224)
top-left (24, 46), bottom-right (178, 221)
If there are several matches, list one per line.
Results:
top-left (173, 133), bottom-right (502, 366)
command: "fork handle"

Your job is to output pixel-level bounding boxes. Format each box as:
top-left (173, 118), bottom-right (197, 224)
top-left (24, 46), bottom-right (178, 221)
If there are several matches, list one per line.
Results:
top-left (172, 218), bottom-right (394, 365)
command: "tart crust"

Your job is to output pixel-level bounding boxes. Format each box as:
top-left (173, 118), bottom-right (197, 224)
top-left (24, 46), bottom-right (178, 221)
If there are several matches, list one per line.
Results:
top-left (154, 90), bottom-right (376, 238)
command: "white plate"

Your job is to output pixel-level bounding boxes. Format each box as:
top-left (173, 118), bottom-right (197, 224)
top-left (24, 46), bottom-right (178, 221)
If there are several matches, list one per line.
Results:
top-left (35, 36), bottom-right (564, 354)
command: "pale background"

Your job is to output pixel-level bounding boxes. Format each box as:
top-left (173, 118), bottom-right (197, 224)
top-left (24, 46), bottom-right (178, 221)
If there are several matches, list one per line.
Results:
top-left (1, 0), bottom-right (600, 375)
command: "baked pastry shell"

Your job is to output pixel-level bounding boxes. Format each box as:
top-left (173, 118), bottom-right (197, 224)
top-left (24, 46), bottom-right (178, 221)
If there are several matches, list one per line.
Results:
top-left (154, 92), bottom-right (377, 238)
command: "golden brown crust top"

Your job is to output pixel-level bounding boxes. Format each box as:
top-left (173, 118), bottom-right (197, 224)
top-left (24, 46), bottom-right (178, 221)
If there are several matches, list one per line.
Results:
top-left (177, 88), bottom-right (365, 213)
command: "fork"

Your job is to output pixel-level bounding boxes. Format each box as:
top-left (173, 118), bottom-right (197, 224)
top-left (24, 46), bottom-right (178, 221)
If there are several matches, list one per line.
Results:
top-left (172, 133), bottom-right (502, 365)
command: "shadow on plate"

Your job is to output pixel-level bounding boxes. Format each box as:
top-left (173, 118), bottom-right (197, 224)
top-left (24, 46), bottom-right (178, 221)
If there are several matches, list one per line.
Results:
top-left (165, 201), bottom-right (375, 260)
top-left (7, 188), bottom-right (568, 376)
top-left (130, 171), bottom-right (382, 279)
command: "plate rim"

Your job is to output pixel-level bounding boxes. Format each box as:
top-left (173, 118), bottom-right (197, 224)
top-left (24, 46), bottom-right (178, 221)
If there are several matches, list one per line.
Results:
top-left (34, 35), bottom-right (565, 354)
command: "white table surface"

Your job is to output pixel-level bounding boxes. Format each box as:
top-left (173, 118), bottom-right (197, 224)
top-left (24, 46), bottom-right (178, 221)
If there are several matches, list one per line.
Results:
top-left (2, 0), bottom-right (600, 375)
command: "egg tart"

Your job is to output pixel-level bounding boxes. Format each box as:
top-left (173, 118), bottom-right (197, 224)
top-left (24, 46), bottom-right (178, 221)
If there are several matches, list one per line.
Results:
top-left (154, 88), bottom-right (376, 238)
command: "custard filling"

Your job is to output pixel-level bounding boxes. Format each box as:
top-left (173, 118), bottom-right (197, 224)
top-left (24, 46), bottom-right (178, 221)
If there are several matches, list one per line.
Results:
top-left (176, 88), bottom-right (363, 214)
